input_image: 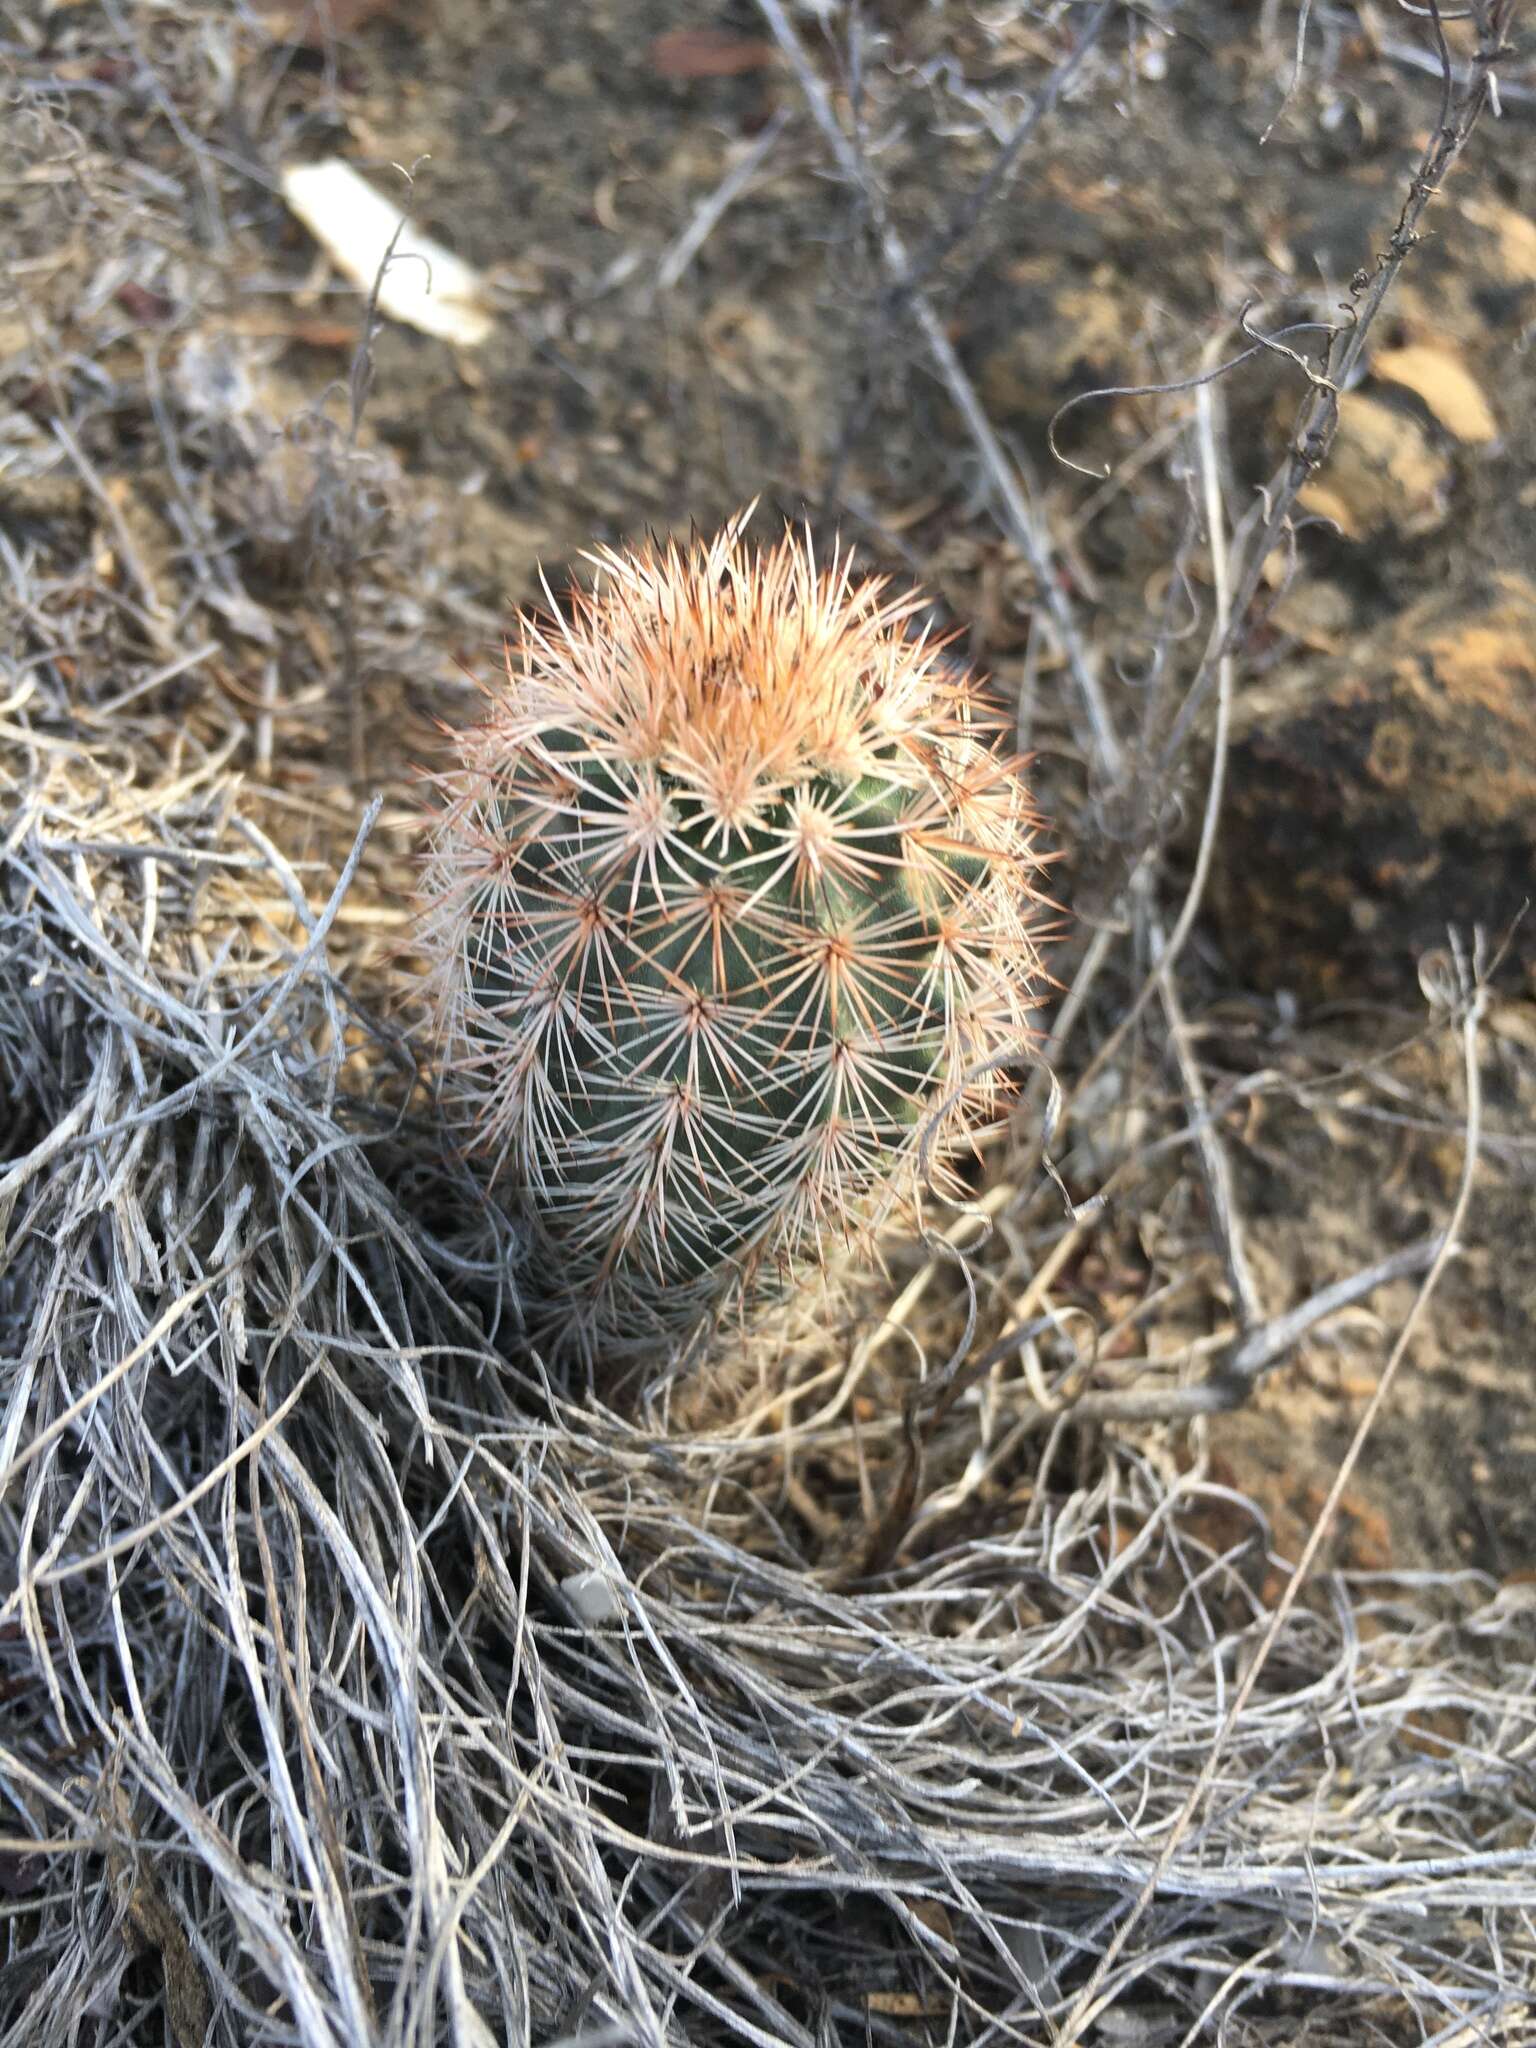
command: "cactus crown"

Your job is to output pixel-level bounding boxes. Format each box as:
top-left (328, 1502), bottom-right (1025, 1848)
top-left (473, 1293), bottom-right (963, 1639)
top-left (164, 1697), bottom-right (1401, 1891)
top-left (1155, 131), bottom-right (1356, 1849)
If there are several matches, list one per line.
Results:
top-left (419, 512), bottom-right (1050, 1349)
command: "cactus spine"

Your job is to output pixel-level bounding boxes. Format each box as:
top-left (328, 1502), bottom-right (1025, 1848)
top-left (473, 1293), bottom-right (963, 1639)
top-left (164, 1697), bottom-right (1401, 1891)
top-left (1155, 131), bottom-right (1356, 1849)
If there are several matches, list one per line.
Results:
top-left (419, 513), bottom-right (1050, 1348)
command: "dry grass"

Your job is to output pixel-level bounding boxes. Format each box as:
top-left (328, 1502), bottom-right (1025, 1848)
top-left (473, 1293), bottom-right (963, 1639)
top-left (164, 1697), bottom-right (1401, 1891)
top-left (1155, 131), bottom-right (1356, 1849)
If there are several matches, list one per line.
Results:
top-left (3, 4), bottom-right (1535, 2044)
top-left (4, 786), bottom-right (1533, 2046)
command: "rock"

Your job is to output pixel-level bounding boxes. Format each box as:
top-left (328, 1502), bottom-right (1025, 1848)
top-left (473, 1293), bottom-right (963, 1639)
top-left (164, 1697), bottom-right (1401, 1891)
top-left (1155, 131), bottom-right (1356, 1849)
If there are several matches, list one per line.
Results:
top-left (1369, 342), bottom-right (1498, 446)
top-left (1297, 392), bottom-right (1452, 541)
top-left (1458, 197), bottom-right (1536, 287)
top-left (1211, 572), bottom-right (1536, 998)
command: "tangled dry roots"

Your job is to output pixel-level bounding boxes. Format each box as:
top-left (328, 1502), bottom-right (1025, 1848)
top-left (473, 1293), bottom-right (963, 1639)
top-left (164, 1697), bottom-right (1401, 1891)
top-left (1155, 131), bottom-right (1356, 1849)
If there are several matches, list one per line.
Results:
top-left (0, 746), bottom-right (1532, 2047)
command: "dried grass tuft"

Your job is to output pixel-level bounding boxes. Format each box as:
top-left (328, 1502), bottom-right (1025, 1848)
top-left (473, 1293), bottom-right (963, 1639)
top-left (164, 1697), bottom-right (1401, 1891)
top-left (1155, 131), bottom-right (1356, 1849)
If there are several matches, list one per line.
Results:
top-left (3, 749), bottom-right (1534, 2045)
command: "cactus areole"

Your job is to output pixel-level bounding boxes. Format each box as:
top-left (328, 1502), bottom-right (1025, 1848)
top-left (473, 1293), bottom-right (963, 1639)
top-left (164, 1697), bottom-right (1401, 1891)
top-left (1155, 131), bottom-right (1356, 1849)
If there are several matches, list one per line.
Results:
top-left (419, 513), bottom-right (1051, 1344)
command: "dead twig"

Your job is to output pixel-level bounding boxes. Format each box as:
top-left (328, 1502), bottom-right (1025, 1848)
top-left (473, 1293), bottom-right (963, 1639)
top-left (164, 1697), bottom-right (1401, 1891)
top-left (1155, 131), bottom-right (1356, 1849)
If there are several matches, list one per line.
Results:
top-left (1161, 0), bottom-right (1520, 769)
top-left (652, 110), bottom-right (790, 296)
top-left (754, 0), bottom-right (1127, 789)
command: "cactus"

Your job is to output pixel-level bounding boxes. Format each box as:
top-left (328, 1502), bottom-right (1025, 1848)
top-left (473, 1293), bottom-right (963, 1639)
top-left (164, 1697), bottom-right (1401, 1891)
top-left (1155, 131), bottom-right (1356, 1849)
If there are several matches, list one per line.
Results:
top-left (418, 512), bottom-right (1050, 1349)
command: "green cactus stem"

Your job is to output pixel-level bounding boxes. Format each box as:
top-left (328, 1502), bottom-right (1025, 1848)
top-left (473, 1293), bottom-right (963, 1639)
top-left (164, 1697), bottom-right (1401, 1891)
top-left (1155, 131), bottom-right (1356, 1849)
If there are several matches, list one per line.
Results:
top-left (417, 512), bottom-right (1052, 1351)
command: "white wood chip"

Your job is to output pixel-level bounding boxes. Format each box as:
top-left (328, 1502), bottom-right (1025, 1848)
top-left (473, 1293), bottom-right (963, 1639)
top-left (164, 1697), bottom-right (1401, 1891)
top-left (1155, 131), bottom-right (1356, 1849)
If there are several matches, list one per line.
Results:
top-left (280, 158), bottom-right (493, 347)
